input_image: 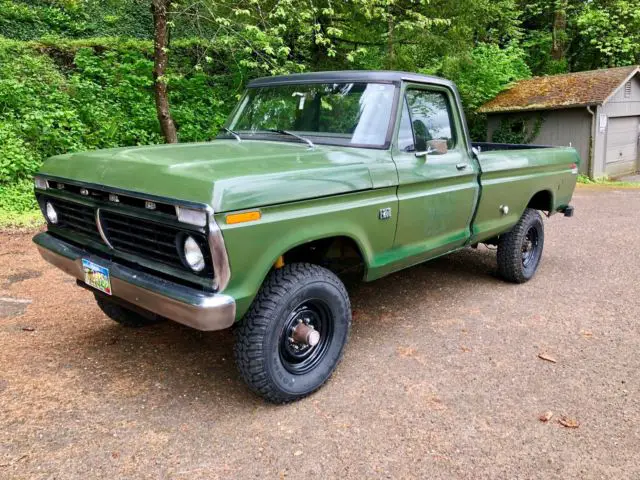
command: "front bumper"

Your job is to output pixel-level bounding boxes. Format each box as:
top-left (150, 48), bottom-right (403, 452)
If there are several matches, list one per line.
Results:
top-left (33, 232), bottom-right (236, 331)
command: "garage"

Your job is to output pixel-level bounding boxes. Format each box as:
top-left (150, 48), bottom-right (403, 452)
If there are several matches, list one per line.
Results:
top-left (605, 116), bottom-right (639, 177)
top-left (480, 65), bottom-right (640, 178)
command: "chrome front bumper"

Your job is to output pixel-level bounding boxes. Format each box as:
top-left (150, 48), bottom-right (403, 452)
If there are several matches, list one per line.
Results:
top-left (33, 232), bottom-right (236, 331)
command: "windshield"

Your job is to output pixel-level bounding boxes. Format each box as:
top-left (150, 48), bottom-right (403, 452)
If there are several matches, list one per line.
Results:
top-left (226, 82), bottom-right (396, 148)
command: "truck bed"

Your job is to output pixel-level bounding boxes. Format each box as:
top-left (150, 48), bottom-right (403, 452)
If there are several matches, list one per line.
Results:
top-left (471, 144), bottom-right (579, 244)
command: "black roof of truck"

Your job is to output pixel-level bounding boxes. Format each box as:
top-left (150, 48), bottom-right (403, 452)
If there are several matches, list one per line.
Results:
top-left (248, 70), bottom-right (455, 88)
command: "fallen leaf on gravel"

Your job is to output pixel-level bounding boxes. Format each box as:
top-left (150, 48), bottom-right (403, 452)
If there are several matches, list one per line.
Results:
top-left (21, 326), bottom-right (35, 332)
top-left (558, 416), bottom-right (579, 428)
top-left (539, 411), bottom-right (554, 422)
top-left (461, 345), bottom-right (472, 352)
top-left (538, 353), bottom-right (557, 363)
top-left (580, 330), bottom-right (594, 339)
top-left (397, 346), bottom-right (417, 357)
top-left (293, 450), bottom-right (303, 456)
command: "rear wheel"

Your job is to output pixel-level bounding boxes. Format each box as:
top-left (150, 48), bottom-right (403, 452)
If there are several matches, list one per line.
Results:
top-left (497, 208), bottom-right (545, 283)
top-left (234, 263), bottom-right (351, 403)
top-left (94, 294), bottom-right (164, 328)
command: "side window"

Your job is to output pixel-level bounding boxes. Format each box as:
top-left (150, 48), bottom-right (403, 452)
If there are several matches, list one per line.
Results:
top-left (400, 89), bottom-right (456, 154)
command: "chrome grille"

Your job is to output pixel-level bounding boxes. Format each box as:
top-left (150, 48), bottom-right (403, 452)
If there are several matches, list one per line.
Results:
top-left (47, 197), bottom-right (101, 242)
top-left (100, 210), bottom-right (212, 274)
top-left (38, 191), bottom-right (213, 280)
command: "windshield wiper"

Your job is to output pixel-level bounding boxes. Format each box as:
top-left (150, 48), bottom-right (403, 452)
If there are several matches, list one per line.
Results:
top-left (265, 129), bottom-right (314, 149)
top-left (221, 127), bottom-right (241, 142)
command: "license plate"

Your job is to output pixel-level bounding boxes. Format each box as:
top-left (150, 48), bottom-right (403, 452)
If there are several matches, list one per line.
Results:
top-left (82, 259), bottom-right (112, 295)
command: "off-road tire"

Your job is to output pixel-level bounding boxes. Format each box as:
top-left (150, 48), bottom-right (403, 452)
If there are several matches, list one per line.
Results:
top-left (234, 263), bottom-right (351, 403)
top-left (95, 294), bottom-right (164, 328)
top-left (497, 208), bottom-right (545, 283)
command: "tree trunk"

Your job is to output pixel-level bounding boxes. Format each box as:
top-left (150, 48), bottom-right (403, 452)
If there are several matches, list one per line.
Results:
top-left (152, 0), bottom-right (178, 144)
top-left (551, 0), bottom-right (567, 61)
top-left (386, 8), bottom-right (395, 69)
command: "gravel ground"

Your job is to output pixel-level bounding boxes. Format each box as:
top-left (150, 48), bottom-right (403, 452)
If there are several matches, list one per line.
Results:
top-left (1, 185), bottom-right (639, 479)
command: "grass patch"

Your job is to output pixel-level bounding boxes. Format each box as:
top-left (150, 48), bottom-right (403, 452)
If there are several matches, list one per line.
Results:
top-left (577, 174), bottom-right (640, 188)
top-left (0, 178), bottom-right (43, 230)
top-left (0, 208), bottom-right (44, 229)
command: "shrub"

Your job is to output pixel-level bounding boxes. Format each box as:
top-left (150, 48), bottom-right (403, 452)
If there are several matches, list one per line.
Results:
top-left (0, 37), bottom-right (238, 214)
top-left (0, 179), bottom-right (38, 213)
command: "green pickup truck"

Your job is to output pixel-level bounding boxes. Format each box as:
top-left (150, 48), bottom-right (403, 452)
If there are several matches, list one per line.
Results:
top-left (33, 71), bottom-right (578, 402)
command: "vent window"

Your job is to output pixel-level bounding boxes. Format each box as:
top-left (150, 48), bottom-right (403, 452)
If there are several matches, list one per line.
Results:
top-left (624, 81), bottom-right (632, 98)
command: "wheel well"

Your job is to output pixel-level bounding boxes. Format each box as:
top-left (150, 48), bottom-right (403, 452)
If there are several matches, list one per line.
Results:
top-left (527, 190), bottom-right (553, 212)
top-left (280, 236), bottom-right (366, 280)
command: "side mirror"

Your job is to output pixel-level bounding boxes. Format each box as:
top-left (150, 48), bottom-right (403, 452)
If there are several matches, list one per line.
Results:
top-left (415, 140), bottom-right (448, 157)
top-left (427, 139), bottom-right (448, 154)
top-left (414, 146), bottom-right (434, 158)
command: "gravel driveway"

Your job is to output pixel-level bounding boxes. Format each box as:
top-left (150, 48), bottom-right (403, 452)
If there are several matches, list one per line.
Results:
top-left (1, 185), bottom-right (639, 479)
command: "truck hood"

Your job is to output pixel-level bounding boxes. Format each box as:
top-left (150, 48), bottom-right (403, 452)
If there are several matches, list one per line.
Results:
top-left (40, 140), bottom-right (376, 212)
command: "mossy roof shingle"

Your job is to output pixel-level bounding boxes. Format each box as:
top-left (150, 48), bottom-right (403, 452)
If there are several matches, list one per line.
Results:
top-left (479, 66), bottom-right (639, 113)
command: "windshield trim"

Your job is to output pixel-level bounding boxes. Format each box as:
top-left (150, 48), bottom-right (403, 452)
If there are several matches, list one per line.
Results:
top-left (223, 82), bottom-right (401, 151)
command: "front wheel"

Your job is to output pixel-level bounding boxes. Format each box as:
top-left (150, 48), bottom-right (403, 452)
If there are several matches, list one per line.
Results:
top-left (234, 263), bottom-right (351, 403)
top-left (497, 208), bottom-right (545, 283)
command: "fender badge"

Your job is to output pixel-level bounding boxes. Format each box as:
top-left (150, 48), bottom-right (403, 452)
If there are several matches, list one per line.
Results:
top-left (378, 207), bottom-right (392, 220)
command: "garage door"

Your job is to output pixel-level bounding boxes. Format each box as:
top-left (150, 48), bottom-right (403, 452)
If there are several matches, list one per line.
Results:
top-left (605, 116), bottom-right (639, 177)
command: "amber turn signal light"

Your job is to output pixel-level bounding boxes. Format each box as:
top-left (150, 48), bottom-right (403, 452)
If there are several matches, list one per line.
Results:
top-left (226, 210), bottom-right (261, 224)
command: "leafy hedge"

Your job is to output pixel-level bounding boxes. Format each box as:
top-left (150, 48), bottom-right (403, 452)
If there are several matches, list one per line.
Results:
top-left (0, 37), bottom-right (239, 215)
top-left (0, 0), bottom-right (153, 40)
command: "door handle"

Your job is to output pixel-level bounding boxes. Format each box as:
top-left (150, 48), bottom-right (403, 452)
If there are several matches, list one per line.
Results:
top-left (456, 163), bottom-right (468, 170)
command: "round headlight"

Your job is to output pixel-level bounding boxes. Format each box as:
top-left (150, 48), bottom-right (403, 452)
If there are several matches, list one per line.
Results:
top-left (45, 202), bottom-right (58, 224)
top-left (183, 236), bottom-right (205, 272)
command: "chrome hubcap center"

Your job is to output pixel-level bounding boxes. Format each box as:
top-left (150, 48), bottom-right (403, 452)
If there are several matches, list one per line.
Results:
top-left (290, 319), bottom-right (320, 347)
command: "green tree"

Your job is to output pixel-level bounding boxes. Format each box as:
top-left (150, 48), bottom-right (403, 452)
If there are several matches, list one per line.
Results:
top-left (574, 0), bottom-right (640, 68)
top-left (433, 42), bottom-right (531, 139)
top-left (520, 0), bottom-right (640, 74)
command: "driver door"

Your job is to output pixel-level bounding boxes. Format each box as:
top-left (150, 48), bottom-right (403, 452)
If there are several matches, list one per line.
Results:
top-left (391, 85), bottom-right (479, 268)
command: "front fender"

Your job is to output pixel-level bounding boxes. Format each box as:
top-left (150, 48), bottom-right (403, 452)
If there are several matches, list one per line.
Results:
top-left (218, 188), bottom-right (398, 320)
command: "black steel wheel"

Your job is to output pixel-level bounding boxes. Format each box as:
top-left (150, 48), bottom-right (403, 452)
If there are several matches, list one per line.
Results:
top-left (234, 263), bottom-right (351, 403)
top-left (521, 225), bottom-right (541, 269)
top-left (279, 299), bottom-right (334, 375)
top-left (497, 208), bottom-right (545, 283)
